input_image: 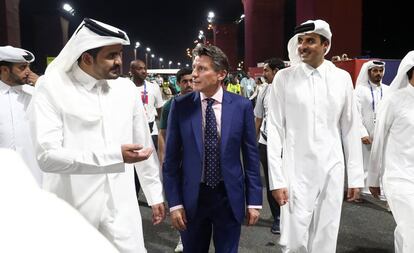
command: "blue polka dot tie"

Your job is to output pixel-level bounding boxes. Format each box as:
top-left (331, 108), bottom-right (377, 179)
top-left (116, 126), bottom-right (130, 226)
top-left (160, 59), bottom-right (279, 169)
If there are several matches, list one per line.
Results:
top-left (204, 98), bottom-right (221, 188)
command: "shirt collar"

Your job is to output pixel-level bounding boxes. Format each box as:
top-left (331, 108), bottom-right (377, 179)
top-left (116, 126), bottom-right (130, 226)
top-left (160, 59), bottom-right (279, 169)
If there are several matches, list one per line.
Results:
top-left (369, 81), bottom-right (382, 88)
top-left (301, 60), bottom-right (327, 78)
top-left (0, 80), bottom-right (27, 95)
top-left (71, 63), bottom-right (107, 91)
top-left (0, 80), bottom-right (11, 94)
top-left (200, 86), bottom-right (223, 103)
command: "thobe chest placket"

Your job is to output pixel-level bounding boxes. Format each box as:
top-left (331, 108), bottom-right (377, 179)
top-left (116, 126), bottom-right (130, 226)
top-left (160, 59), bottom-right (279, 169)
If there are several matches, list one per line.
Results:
top-left (95, 84), bottom-right (112, 150)
top-left (5, 90), bottom-right (17, 149)
top-left (2, 89), bottom-right (26, 150)
top-left (371, 85), bottom-right (382, 123)
top-left (310, 70), bottom-right (327, 140)
top-left (95, 84), bottom-right (116, 187)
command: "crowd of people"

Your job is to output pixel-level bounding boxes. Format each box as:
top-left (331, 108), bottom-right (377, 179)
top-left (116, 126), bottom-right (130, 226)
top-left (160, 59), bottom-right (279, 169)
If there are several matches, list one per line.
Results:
top-left (0, 17), bottom-right (413, 253)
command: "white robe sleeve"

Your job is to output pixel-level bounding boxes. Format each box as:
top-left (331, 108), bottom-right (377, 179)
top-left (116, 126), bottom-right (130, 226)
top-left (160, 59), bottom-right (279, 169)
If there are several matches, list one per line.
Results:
top-left (340, 75), bottom-right (364, 188)
top-left (28, 77), bottom-right (124, 174)
top-left (132, 93), bottom-right (164, 206)
top-left (354, 86), bottom-right (369, 138)
top-left (267, 73), bottom-right (286, 190)
top-left (367, 97), bottom-right (395, 187)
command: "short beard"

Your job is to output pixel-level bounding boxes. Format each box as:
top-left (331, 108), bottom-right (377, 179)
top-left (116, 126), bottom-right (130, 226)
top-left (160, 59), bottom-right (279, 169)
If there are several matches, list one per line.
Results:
top-left (8, 72), bottom-right (26, 86)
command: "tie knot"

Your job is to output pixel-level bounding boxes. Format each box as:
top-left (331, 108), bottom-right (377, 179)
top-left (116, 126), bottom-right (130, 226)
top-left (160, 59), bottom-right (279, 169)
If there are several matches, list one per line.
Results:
top-left (206, 98), bottom-right (215, 107)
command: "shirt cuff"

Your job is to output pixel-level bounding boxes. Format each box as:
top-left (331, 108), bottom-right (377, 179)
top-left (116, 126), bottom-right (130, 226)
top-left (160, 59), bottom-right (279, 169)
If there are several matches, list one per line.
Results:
top-left (108, 145), bottom-right (124, 163)
top-left (169, 205), bottom-right (184, 212)
top-left (247, 205), bottom-right (262, 209)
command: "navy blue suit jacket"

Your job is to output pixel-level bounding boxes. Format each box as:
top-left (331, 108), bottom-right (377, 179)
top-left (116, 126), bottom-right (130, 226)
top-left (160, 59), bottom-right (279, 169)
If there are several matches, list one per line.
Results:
top-left (163, 90), bottom-right (262, 223)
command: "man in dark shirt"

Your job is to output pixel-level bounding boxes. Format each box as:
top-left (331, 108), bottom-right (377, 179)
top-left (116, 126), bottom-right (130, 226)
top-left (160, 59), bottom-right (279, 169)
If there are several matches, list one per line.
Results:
top-left (158, 68), bottom-right (193, 164)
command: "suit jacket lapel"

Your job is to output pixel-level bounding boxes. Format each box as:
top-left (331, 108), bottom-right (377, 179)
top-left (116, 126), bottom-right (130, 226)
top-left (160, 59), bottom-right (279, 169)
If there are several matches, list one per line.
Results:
top-left (191, 92), bottom-right (203, 158)
top-left (220, 91), bottom-right (234, 155)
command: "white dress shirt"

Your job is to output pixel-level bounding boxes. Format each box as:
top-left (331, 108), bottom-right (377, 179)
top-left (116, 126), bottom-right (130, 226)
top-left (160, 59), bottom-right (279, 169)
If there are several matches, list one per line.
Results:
top-left (0, 80), bottom-right (42, 185)
top-left (254, 83), bottom-right (270, 145)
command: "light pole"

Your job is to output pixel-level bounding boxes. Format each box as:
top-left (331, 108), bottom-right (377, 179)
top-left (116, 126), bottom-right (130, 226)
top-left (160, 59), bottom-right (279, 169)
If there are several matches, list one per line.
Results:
top-left (207, 11), bottom-right (216, 45)
top-left (168, 60), bottom-right (173, 69)
top-left (134, 42), bottom-right (140, 60)
top-left (159, 58), bottom-right (163, 68)
top-left (150, 54), bottom-right (155, 69)
top-left (145, 47), bottom-right (151, 67)
top-left (177, 62), bottom-right (181, 68)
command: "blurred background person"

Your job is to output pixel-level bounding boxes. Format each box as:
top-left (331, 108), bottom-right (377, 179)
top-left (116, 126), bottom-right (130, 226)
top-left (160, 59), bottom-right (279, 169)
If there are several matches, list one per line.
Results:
top-left (0, 45), bottom-right (42, 186)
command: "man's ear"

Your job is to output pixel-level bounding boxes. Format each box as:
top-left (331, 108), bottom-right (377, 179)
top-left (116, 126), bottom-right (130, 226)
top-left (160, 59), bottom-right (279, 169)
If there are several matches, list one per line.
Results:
top-left (323, 41), bottom-right (329, 53)
top-left (217, 70), bottom-right (228, 81)
top-left (81, 53), bottom-right (94, 65)
top-left (0, 65), bottom-right (10, 76)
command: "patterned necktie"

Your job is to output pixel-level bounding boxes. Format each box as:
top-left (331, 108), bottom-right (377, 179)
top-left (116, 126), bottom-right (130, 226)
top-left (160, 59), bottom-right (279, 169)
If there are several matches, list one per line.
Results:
top-left (204, 98), bottom-right (221, 188)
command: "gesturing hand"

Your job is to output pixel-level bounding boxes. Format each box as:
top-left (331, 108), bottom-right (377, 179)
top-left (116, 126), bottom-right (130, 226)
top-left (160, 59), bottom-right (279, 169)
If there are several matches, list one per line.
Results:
top-left (121, 144), bottom-right (153, 163)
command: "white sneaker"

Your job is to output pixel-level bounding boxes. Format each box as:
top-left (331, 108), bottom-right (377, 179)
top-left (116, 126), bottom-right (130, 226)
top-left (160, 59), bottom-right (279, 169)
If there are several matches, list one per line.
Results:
top-left (174, 236), bottom-right (183, 252)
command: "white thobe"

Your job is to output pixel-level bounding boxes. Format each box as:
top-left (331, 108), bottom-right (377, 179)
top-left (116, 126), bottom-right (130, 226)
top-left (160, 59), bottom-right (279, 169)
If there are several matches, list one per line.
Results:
top-left (0, 148), bottom-right (119, 253)
top-left (267, 60), bottom-right (364, 253)
top-left (355, 82), bottom-right (389, 192)
top-left (368, 85), bottom-right (414, 253)
top-left (0, 81), bottom-right (42, 185)
top-left (28, 64), bottom-right (164, 253)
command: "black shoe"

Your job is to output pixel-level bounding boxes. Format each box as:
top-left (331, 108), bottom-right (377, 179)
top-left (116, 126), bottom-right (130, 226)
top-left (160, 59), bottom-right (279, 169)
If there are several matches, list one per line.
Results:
top-left (271, 219), bottom-right (280, 234)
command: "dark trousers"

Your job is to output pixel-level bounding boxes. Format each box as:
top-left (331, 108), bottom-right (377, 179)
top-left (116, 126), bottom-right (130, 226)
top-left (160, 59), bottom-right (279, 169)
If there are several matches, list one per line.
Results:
top-left (181, 183), bottom-right (241, 253)
top-left (259, 143), bottom-right (280, 220)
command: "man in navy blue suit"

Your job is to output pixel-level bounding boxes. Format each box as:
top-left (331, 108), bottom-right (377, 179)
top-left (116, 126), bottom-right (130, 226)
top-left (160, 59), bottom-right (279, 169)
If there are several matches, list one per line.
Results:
top-left (163, 44), bottom-right (262, 253)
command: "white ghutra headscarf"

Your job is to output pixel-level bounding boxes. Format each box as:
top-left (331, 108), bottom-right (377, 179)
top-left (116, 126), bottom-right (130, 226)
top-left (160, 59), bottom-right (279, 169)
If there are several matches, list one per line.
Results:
top-left (389, 51), bottom-right (414, 92)
top-left (45, 18), bottom-right (130, 74)
top-left (0, 45), bottom-right (35, 63)
top-left (355, 60), bottom-right (386, 87)
top-left (287, 19), bottom-right (332, 66)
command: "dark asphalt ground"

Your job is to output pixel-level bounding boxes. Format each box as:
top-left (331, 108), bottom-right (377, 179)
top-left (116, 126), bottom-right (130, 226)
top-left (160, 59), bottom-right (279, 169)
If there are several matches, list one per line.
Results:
top-left (139, 189), bottom-right (395, 253)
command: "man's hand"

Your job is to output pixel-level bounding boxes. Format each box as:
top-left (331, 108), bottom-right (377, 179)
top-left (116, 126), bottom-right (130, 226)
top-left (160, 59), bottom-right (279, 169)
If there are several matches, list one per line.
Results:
top-left (151, 203), bottom-right (166, 225)
top-left (361, 136), bottom-right (372, 145)
top-left (27, 71), bottom-right (39, 85)
top-left (170, 208), bottom-right (187, 231)
top-left (346, 188), bottom-right (361, 202)
top-left (121, 144), bottom-right (153, 163)
top-left (246, 208), bottom-right (260, 226)
top-left (272, 188), bottom-right (289, 206)
top-left (369, 187), bottom-right (381, 199)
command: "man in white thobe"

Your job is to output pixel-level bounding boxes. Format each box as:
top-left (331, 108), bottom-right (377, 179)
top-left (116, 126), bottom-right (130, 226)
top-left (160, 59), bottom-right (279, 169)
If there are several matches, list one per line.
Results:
top-left (267, 19), bottom-right (364, 253)
top-left (354, 60), bottom-right (389, 195)
top-left (0, 46), bottom-right (42, 186)
top-left (28, 18), bottom-right (165, 253)
top-left (0, 148), bottom-right (119, 253)
top-left (368, 50), bottom-right (414, 253)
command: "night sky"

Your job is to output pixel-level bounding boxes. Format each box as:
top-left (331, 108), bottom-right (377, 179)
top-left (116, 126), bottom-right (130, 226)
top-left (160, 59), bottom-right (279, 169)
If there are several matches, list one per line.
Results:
top-left (66, 0), bottom-right (243, 66)
top-left (18, 0), bottom-right (412, 72)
